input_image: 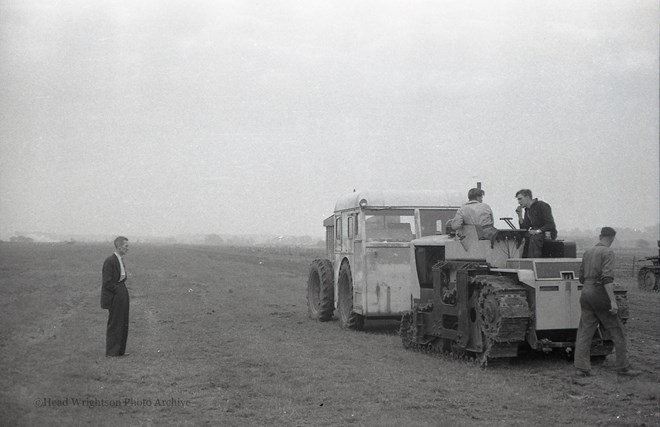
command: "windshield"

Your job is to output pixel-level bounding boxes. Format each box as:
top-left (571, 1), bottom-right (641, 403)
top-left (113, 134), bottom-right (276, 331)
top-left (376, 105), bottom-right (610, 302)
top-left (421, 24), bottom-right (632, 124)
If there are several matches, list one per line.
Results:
top-left (364, 209), bottom-right (415, 242)
top-left (363, 208), bottom-right (458, 242)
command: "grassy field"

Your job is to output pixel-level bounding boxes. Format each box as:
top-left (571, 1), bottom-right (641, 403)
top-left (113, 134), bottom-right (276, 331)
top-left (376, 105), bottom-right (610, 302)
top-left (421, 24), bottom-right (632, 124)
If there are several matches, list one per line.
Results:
top-left (0, 243), bottom-right (658, 426)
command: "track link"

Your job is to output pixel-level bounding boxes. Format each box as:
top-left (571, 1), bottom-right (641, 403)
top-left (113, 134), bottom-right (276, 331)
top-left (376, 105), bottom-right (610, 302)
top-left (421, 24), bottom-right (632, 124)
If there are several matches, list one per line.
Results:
top-left (400, 304), bottom-right (486, 367)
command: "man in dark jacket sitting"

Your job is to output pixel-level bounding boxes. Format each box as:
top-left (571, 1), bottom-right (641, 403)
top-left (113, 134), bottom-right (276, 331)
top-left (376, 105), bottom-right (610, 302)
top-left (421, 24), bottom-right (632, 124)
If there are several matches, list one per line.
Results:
top-left (515, 189), bottom-right (557, 258)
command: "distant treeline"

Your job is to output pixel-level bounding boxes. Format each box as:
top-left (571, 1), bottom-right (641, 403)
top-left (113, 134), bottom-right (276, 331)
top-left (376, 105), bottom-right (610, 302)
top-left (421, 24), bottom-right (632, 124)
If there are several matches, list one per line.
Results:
top-left (561, 224), bottom-right (658, 251)
top-left (4, 224), bottom-right (658, 251)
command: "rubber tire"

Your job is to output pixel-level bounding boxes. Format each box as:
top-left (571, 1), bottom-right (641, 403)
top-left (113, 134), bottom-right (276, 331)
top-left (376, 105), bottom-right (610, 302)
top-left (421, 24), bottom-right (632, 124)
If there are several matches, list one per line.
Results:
top-left (638, 267), bottom-right (659, 292)
top-left (400, 311), bottom-right (416, 349)
top-left (306, 259), bottom-right (334, 321)
top-left (337, 262), bottom-right (364, 330)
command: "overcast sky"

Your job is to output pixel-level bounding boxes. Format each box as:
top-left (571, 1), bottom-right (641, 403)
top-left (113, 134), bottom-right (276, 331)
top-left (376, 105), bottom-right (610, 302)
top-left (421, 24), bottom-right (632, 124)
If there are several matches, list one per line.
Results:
top-left (1, 0), bottom-right (658, 239)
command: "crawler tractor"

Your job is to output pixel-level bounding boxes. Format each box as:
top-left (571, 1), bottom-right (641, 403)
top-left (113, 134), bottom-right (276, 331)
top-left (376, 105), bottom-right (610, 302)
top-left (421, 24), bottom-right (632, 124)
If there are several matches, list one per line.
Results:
top-left (401, 224), bottom-right (629, 365)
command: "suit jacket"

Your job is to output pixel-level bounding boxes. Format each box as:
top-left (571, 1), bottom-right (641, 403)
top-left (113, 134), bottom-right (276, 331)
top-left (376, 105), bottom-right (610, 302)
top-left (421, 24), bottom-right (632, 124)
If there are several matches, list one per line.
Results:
top-left (101, 254), bottom-right (124, 309)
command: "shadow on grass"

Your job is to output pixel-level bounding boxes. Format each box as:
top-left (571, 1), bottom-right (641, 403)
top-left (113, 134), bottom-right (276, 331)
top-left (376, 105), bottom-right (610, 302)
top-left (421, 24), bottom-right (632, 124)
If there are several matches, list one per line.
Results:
top-left (360, 319), bottom-right (401, 336)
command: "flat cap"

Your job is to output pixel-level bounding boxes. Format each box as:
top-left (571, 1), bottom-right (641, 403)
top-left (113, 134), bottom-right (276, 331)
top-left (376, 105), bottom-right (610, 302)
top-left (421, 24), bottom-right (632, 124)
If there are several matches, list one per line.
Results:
top-left (600, 226), bottom-right (616, 237)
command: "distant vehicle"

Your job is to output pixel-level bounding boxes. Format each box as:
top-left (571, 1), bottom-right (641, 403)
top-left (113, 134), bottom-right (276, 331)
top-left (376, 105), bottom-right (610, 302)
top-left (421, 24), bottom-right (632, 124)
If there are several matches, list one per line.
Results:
top-left (637, 240), bottom-right (660, 292)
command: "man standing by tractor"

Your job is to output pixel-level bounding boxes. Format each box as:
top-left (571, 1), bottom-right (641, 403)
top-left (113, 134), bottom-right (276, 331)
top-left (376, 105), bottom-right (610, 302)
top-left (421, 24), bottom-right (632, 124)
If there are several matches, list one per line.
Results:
top-left (450, 187), bottom-right (497, 239)
top-left (515, 189), bottom-right (557, 257)
top-left (574, 227), bottom-right (640, 378)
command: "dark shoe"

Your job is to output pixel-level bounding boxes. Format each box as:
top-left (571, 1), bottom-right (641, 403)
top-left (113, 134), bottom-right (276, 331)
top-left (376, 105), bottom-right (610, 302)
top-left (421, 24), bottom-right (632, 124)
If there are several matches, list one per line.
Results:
top-left (617, 367), bottom-right (641, 377)
top-left (574, 369), bottom-right (592, 378)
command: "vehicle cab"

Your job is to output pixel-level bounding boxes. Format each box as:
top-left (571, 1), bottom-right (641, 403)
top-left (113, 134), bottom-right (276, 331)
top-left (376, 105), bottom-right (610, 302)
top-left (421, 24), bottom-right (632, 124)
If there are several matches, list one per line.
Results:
top-left (326, 190), bottom-right (461, 323)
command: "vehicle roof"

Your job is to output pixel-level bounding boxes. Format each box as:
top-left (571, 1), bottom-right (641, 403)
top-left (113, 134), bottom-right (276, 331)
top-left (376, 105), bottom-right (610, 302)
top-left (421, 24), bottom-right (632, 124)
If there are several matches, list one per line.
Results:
top-left (334, 190), bottom-right (463, 212)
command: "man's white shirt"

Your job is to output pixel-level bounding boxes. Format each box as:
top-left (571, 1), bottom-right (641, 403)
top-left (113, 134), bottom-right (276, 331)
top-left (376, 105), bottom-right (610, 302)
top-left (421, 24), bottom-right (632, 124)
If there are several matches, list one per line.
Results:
top-left (114, 252), bottom-right (126, 281)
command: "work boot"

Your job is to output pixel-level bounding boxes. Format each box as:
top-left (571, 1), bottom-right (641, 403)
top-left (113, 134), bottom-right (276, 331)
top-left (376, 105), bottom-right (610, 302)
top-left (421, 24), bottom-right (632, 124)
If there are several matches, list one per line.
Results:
top-left (574, 369), bottom-right (592, 378)
top-left (617, 367), bottom-right (641, 377)
top-left (571, 369), bottom-right (593, 385)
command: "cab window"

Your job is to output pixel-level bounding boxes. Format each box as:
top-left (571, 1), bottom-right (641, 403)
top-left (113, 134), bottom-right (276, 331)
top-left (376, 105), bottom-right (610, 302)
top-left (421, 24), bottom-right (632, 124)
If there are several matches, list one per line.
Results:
top-left (348, 216), bottom-right (354, 239)
top-left (364, 209), bottom-right (416, 242)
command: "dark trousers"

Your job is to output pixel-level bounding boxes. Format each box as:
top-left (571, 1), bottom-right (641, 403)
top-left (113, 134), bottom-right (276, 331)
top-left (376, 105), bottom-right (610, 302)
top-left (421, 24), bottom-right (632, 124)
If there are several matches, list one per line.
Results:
top-left (106, 282), bottom-right (129, 356)
top-left (524, 233), bottom-right (544, 258)
top-left (574, 283), bottom-right (629, 372)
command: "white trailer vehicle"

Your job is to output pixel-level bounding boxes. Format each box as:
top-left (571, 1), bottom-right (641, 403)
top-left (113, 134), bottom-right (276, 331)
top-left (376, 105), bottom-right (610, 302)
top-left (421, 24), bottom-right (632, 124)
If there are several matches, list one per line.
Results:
top-left (306, 190), bottom-right (462, 329)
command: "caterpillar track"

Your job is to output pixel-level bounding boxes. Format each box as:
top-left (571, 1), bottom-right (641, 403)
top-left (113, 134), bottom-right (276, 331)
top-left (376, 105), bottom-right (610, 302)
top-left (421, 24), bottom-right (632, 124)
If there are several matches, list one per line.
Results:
top-left (400, 308), bottom-right (485, 366)
top-left (400, 275), bottom-right (531, 367)
top-left (474, 275), bottom-right (530, 343)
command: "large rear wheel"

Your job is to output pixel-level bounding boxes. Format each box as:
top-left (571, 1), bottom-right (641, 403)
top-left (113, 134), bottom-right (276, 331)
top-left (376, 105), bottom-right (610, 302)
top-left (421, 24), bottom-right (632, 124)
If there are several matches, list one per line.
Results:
top-left (306, 259), bottom-right (334, 321)
top-left (337, 262), bottom-right (364, 330)
top-left (638, 267), bottom-right (659, 292)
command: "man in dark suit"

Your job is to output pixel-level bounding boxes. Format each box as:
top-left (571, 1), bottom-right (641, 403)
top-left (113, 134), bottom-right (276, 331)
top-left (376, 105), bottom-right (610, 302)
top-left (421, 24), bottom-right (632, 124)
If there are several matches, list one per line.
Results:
top-left (101, 236), bottom-right (130, 357)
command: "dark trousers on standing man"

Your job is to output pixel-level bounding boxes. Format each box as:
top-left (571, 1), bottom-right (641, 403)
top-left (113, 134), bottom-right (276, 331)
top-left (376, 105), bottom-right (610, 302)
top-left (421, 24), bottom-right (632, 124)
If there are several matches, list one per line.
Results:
top-left (574, 282), bottom-right (629, 372)
top-left (106, 282), bottom-right (129, 356)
